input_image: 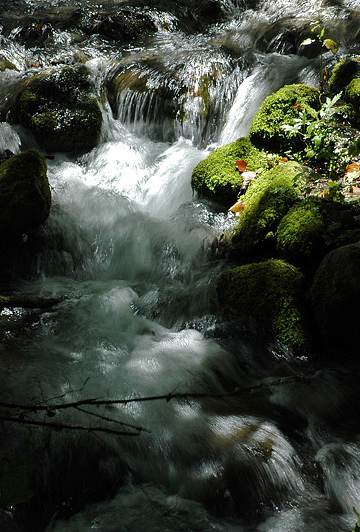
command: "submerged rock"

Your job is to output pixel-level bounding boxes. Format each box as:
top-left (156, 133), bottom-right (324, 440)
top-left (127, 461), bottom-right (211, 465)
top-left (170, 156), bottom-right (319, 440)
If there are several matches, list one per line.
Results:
top-left (0, 149), bottom-right (51, 247)
top-left (10, 65), bottom-right (102, 154)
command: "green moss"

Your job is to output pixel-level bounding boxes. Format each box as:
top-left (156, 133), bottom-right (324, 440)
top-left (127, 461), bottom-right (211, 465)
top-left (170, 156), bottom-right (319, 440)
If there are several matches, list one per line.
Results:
top-left (12, 65), bottom-right (102, 154)
top-left (216, 259), bottom-right (306, 351)
top-left (249, 83), bottom-right (320, 152)
top-left (0, 149), bottom-right (51, 244)
top-left (0, 58), bottom-right (16, 71)
top-left (229, 161), bottom-right (305, 256)
top-left (344, 78), bottom-right (360, 125)
top-left (191, 137), bottom-right (279, 206)
top-left (329, 57), bottom-right (360, 94)
top-left (277, 198), bottom-right (326, 267)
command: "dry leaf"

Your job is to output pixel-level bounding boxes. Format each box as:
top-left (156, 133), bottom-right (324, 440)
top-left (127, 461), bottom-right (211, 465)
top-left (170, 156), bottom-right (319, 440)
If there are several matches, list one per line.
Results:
top-left (229, 200), bottom-right (246, 212)
top-left (292, 104), bottom-right (302, 109)
top-left (345, 162), bottom-right (360, 175)
top-left (235, 160), bottom-right (248, 172)
top-left (279, 157), bottom-right (289, 164)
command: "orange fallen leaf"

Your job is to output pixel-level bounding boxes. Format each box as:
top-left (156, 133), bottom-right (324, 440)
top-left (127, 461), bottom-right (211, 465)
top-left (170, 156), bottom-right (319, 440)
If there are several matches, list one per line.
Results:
top-left (292, 104), bottom-right (302, 109)
top-left (279, 157), bottom-right (289, 164)
top-left (235, 160), bottom-right (248, 172)
top-left (345, 162), bottom-right (360, 175)
top-left (229, 200), bottom-right (246, 212)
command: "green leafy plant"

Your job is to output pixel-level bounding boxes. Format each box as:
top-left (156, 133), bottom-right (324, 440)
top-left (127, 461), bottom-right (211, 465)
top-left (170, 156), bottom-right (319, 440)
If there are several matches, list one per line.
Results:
top-left (282, 91), bottom-right (351, 177)
top-left (353, 507), bottom-right (360, 532)
top-left (301, 20), bottom-right (339, 93)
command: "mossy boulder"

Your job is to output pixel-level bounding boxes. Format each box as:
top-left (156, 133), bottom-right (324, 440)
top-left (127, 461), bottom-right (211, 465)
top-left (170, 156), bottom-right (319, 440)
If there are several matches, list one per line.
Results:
top-left (191, 137), bottom-right (277, 206)
top-left (329, 57), bottom-right (360, 94)
top-left (276, 198), bottom-right (326, 269)
top-left (228, 161), bottom-right (305, 257)
top-left (216, 259), bottom-right (307, 352)
top-left (10, 65), bottom-right (102, 154)
top-left (249, 83), bottom-right (320, 152)
top-left (344, 78), bottom-right (360, 125)
top-left (0, 149), bottom-right (51, 246)
top-left (311, 241), bottom-right (360, 358)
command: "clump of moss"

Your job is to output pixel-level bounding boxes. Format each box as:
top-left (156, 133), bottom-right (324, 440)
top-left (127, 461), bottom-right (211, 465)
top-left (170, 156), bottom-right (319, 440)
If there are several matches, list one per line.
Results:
top-left (229, 161), bottom-right (305, 257)
top-left (191, 137), bottom-right (278, 206)
top-left (249, 84), bottom-right (320, 152)
top-left (11, 65), bottom-right (102, 154)
top-left (0, 149), bottom-right (51, 245)
top-left (329, 57), bottom-right (360, 94)
top-left (344, 78), bottom-right (360, 125)
top-left (216, 258), bottom-right (307, 352)
top-left (277, 198), bottom-right (326, 269)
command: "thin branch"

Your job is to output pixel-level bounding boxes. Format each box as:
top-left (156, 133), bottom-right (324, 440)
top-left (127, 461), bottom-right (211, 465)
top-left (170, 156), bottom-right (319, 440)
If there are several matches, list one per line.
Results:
top-left (0, 374), bottom-right (310, 414)
top-left (0, 415), bottom-right (142, 436)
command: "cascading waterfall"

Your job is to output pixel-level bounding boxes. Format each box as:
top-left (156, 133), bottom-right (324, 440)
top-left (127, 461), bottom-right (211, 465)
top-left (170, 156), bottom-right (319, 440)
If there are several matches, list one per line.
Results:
top-left (1, 0), bottom-right (360, 531)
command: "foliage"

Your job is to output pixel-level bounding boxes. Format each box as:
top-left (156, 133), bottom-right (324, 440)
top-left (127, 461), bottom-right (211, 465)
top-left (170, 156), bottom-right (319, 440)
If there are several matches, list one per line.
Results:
top-left (281, 91), bottom-right (359, 180)
top-left (353, 507), bottom-right (360, 532)
top-left (300, 20), bottom-right (338, 93)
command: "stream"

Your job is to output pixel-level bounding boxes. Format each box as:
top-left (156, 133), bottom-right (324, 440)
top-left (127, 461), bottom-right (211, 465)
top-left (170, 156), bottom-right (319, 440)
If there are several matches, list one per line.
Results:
top-left (1, 0), bottom-right (360, 531)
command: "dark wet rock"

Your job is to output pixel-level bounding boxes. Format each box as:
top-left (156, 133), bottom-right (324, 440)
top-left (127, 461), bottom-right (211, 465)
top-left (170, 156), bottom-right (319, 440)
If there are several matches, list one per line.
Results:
top-left (311, 240), bottom-right (360, 357)
top-left (9, 65), bottom-right (102, 154)
top-left (0, 149), bottom-right (51, 248)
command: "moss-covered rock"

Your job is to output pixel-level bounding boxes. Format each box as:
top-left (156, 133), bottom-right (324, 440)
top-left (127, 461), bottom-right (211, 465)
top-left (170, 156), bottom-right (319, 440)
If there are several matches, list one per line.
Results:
top-left (191, 137), bottom-right (278, 206)
top-left (10, 65), bottom-right (102, 154)
top-left (0, 149), bottom-right (51, 246)
top-left (311, 240), bottom-right (360, 357)
top-left (344, 77), bottom-right (360, 126)
top-left (228, 161), bottom-right (305, 257)
top-left (329, 57), bottom-right (360, 94)
top-left (249, 83), bottom-right (320, 152)
top-left (216, 259), bottom-right (307, 352)
top-left (276, 198), bottom-right (326, 269)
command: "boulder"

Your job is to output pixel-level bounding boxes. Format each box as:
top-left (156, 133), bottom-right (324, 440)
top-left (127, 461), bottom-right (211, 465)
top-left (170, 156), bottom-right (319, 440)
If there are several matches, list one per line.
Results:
top-left (10, 65), bottom-right (102, 154)
top-left (276, 197), bottom-right (326, 270)
top-left (191, 137), bottom-right (277, 207)
top-left (249, 83), bottom-right (320, 153)
top-left (311, 240), bottom-right (360, 357)
top-left (329, 57), bottom-right (360, 94)
top-left (0, 149), bottom-right (51, 246)
top-left (216, 258), bottom-right (307, 352)
top-left (227, 161), bottom-right (305, 258)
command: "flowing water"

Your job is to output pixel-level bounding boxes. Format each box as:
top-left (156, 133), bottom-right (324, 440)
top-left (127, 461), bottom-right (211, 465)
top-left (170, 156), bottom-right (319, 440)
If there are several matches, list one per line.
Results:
top-left (1, 0), bottom-right (360, 531)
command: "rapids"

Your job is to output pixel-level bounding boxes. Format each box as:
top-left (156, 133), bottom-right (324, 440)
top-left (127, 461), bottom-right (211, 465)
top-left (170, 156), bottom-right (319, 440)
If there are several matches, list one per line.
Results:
top-left (1, 0), bottom-right (360, 531)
